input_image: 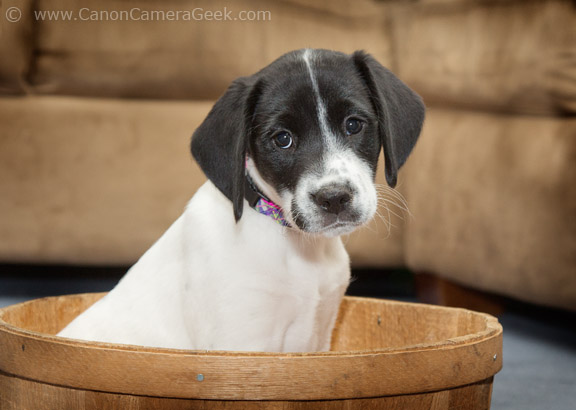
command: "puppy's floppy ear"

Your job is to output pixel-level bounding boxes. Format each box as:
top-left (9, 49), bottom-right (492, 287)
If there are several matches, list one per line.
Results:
top-left (191, 77), bottom-right (261, 222)
top-left (353, 50), bottom-right (425, 188)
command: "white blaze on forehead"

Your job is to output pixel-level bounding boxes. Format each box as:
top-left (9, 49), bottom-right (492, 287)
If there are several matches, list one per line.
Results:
top-left (302, 49), bottom-right (335, 148)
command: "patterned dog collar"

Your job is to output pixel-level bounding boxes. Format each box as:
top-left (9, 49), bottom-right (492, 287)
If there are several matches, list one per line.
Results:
top-left (244, 175), bottom-right (291, 228)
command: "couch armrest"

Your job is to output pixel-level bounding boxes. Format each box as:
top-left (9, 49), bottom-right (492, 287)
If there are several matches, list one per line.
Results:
top-left (403, 108), bottom-right (576, 310)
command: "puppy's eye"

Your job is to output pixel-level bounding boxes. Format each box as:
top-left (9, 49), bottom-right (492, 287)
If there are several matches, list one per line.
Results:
top-left (274, 131), bottom-right (293, 149)
top-left (345, 118), bottom-right (364, 136)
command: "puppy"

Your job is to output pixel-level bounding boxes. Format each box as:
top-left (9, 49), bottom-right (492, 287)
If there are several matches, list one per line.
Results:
top-left (58, 49), bottom-right (424, 352)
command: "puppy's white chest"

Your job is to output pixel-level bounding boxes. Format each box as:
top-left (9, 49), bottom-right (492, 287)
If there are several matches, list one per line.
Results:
top-left (180, 182), bottom-right (351, 352)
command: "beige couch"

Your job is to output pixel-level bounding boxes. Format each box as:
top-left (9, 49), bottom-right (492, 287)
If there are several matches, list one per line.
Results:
top-left (1, 0), bottom-right (575, 310)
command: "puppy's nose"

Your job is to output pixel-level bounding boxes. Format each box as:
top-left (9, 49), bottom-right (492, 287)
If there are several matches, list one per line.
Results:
top-left (312, 187), bottom-right (353, 215)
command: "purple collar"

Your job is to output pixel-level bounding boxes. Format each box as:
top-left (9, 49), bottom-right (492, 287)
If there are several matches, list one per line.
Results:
top-left (244, 175), bottom-right (291, 227)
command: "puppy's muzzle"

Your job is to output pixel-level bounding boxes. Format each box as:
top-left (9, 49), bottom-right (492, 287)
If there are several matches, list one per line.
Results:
top-left (311, 185), bottom-right (353, 216)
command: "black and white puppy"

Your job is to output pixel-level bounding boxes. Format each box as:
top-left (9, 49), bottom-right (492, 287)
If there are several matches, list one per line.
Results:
top-left (58, 49), bottom-right (424, 352)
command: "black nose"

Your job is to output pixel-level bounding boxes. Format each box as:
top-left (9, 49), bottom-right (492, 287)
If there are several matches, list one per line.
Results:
top-left (312, 187), bottom-right (353, 215)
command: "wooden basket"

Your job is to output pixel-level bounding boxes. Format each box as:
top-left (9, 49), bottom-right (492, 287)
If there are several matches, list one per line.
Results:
top-left (0, 294), bottom-right (502, 409)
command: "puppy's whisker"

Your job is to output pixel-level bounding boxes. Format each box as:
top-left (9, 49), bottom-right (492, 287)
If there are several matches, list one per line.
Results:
top-left (376, 198), bottom-right (408, 221)
top-left (371, 212), bottom-right (392, 239)
top-left (374, 186), bottom-right (412, 221)
top-left (379, 205), bottom-right (394, 236)
top-left (375, 194), bottom-right (406, 215)
top-left (374, 184), bottom-right (412, 216)
top-left (372, 205), bottom-right (391, 232)
top-left (374, 189), bottom-right (409, 210)
top-left (377, 192), bottom-right (410, 212)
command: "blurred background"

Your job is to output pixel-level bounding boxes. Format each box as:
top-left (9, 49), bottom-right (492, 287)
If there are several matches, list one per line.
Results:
top-left (0, 0), bottom-right (575, 409)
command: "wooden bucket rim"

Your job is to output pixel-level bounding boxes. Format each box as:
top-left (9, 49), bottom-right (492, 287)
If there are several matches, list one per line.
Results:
top-left (0, 294), bottom-right (503, 401)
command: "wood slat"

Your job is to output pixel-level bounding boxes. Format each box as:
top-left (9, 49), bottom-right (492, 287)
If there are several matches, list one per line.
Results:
top-left (0, 294), bottom-right (502, 402)
top-left (0, 372), bottom-right (494, 410)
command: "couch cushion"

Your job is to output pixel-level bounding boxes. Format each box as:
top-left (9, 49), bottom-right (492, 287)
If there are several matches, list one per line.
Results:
top-left (0, 0), bottom-right (34, 94)
top-left (404, 108), bottom-right (576, 310)
top-left (27, 0), bottom-right (390, 100)
top-left (392, 0), bottom-right (576, 115)
top-left (0, 96), bottom-right (403, 266)
top-left (0, 96), bottom-right (207, 264)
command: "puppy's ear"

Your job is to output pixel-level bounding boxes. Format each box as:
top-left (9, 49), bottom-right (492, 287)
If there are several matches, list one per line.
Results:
top-left (353, 51), bottom-right (425, 188)
top-left (191, 77), bottom-right (261, 222)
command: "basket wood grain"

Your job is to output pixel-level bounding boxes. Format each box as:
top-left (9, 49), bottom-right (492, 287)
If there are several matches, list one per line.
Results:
top-left (0, 294), bottom-right (502, 409)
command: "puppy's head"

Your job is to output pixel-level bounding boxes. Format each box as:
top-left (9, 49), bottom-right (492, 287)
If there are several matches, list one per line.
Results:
top-left (191, 49), bottom-right (424, 237)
